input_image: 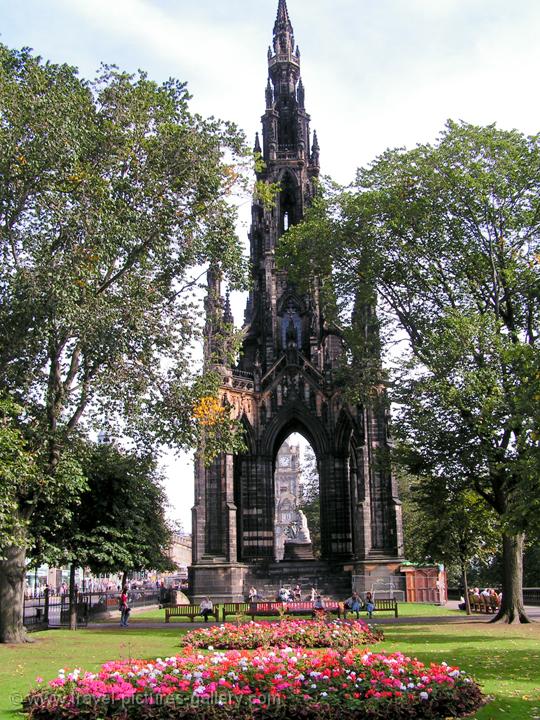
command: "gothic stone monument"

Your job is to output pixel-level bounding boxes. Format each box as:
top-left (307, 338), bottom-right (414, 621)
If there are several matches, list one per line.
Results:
top-left (190, 0), bottom-right (404, 601)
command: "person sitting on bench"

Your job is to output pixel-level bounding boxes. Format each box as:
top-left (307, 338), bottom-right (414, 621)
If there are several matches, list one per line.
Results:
top-left (200, 596), bottom-right (213, 622)
top-left (344, 591), bottom-right (362, 619)
top-left (312, 594), bottom-right (325, 617)
top-left (365, 591), bottom-right (375, 619)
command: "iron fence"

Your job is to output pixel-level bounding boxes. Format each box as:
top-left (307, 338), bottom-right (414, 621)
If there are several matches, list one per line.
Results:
top-left (351, 575), bottom-right (406, 602)
top-left (23, 588), bottom-right (161, 628)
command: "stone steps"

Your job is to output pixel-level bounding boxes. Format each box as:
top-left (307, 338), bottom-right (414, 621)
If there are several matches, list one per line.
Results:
top-left (244, 560), bottom-right (352, 601)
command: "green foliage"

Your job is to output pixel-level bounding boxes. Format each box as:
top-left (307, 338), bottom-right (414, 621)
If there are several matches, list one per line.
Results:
top-left (397, 464), bottom-right (499, 580)
top-left (279, 120), bottom-right (540, 533)
top-left (280, 121), bottom-right (540, 618)
top-left (0, 43), bottom-right (249, 462)
top-left (0, 394), bottom-right (85, 558)
top-left (0, 42), bottom-right (250, 637)
top-left (0, 394), bottom-right (36, 553)
top-left (30, 442), bottom-right (174, 575)
top-left (0, 42), bottom-right (250, 515)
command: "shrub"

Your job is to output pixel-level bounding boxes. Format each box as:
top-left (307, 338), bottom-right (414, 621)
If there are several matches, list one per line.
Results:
top-left (23, 647), bottom-right (485, 719)
top-left (180, 618), bottom-right (383, 649)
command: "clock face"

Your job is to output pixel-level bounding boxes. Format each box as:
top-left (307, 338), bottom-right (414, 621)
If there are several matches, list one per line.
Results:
top-left (279, 455), bottom-right (291, 468)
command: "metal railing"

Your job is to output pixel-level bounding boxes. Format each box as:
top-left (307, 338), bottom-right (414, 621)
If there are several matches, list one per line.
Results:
top-left (23, 588), bottom-right (162, 627)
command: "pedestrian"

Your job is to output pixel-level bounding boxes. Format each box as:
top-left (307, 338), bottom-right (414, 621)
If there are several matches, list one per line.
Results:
top-left (293, 584), bottom-right (302, 601)
top-left (200, 596), bottom-right (214, 622)
top-left (119, 586), bottom-right (130, 627)
top-left (248, 586), bottom-right (258, 603)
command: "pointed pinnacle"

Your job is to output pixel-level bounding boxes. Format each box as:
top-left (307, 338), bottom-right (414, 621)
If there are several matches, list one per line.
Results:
top-left (254, 132), bottom-right (262, 153)
top-left (273, 0), bottom-right (293, 36)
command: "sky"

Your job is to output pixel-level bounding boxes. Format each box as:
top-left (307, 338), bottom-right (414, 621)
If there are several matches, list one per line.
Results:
top-left (3, 0), bottom-right (540, 529)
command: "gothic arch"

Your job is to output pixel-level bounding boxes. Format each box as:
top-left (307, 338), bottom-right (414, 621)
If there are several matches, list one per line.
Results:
top-left (260, 399), bottom-right (331, 460)
top-left (334, 408), bottom-right (362, 455)
top-left (239, 413), bottom-right (256, 455)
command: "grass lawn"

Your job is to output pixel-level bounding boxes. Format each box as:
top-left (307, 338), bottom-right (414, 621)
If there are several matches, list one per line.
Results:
top-left (0, 619), bottom-right (538, 719)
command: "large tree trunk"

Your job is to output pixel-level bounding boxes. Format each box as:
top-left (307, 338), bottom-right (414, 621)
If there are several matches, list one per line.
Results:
top-left (0, 545), bottom-right (30, 643)
top-left (68, 564), bottom-right (77, 630)
top-left (492, 532), bottom-right (531, 623)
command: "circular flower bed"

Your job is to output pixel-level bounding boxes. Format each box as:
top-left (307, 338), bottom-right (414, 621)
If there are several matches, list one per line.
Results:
top-left (24, 647), bottom-right (484, 720)
top-left (180, 618), bottom-right (383, 649)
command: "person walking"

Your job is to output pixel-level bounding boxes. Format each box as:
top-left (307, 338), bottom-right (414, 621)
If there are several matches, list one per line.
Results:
top-left (119, 587), bottom-right (130, 627)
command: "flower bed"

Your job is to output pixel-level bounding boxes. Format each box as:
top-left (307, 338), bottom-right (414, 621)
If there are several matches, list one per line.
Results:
top-left (180, 618), bottom-right (383, 649)
top-left (24, 647), bottom-right (484, 720)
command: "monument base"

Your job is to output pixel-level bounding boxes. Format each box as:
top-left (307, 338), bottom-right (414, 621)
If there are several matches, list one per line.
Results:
top-left (283, 541), bottom-right (314, 561)
top-left (189, 562), bottom-right (249, 603)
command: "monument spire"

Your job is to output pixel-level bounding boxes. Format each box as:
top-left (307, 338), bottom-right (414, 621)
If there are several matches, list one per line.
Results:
top-left (273, 0), bottom-right (295, 54)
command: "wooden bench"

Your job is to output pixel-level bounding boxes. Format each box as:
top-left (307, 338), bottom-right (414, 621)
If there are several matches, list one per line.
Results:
top-left (165, 604), bottom-right (219, 623)
top-left (350, 598), bottom-right (398, 618)
top-left (235, 601), bottom-right (343, 620)
top-left (469, 594), bottom-right (499, 614)
top-left (222, 602), bottom-right (251, 622)
top-left (286, 601), bottom-right (342, 618)
top-left (248, 601), bottom-right (287, 619)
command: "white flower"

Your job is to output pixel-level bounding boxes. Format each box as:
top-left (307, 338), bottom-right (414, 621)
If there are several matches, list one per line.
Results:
top-left (320, 691), bottom-right (328, 697)
top-left (449, 669), bottom-right (460, 678)
top-left (207, 645), bottom-right (214, 651)
top-left (419, 692), bottom-right (429, 701)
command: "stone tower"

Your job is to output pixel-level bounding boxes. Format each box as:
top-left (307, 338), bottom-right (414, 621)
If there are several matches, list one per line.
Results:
top-left (190, 0), bottom-right (404, 601)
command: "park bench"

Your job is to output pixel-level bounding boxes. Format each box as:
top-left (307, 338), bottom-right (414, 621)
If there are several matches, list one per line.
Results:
top-left (222, 602), bottom-right (251, 622)
top-left (248, 601), bottom-right (287, 619)
top-left (165, 604), bottom-right (219, 623)
top-left (240, 600), bottom-right (343, 620)
top-left (286, 600), bottom-right (342, 618)
top-left (469, 594), bottom-right (499, 614)
top-left (343, 598), bottom-right (398, 618)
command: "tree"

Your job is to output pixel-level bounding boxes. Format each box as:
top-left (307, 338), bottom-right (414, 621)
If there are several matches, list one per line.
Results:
top-left (279, 121), bottom-right (540, 623)
top-left (398, 465), bottom-right (499, 613)
top-left (30, 442), bottom-right (175, 628)
top-left (0, 44), bottom-right (248, 641)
